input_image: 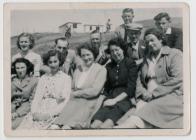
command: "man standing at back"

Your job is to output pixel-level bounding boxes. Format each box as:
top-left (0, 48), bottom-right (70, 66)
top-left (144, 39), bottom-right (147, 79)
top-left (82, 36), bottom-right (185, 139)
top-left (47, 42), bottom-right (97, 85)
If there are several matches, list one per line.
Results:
top-left (114, 8), bottom-right (145, 66)
top-left (114, 8), bottom-right (135, 42)
top-left (154, 12), bottom-right (183, 51)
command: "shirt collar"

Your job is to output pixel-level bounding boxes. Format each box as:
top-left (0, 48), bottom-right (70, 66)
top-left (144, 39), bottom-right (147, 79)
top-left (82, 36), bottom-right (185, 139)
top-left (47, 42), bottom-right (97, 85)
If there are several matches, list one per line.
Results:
top-left (165, 27), bottom-right (172, 34)
top-left (132, 41), bottom-right (139, 51)
top-left (147, 46), bottom-right (170, 63)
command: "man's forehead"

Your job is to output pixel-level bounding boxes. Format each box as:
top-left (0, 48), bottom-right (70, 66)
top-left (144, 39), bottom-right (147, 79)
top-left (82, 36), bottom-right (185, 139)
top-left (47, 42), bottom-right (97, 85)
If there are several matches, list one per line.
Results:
top-left (122, 12), bottom-right (133, 16)
top-left (127, 30), bottom-right (141, 34)
top-left (57, 40), bottom-right (68, 46)
top-left (158, 17), bottom-right (169, 23)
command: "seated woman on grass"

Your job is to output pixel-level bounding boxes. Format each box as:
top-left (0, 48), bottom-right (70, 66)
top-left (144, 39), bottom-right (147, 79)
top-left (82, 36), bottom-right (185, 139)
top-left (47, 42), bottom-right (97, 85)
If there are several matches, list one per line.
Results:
top-left (115, 28), bottom-right (183, 129)
top-left (11, 58), bottom-right (38, 129)
top-left (18, 50), bottom-right (71, 130)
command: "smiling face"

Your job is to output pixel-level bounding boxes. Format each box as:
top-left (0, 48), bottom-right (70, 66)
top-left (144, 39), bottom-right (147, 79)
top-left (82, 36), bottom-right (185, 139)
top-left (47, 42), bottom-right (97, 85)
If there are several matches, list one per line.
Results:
top-left (155, 17), bottom-right (170, 33)
top-left (109, 45), bottom-right (124, 63)
top-left (90, 33), bottom-right (101, 49)
top-left (47, 55), bottom-right (60, 75)
top-left (15, 62), bottom-right (27, 79)
top-left (19, 36), bottom-right (31, 52)
top-left (145, 34), bottom-right (162, 54)
top-left (80, 48), bottom-right (94, 67)
top-left (122, 12), bottom-right (134, 24)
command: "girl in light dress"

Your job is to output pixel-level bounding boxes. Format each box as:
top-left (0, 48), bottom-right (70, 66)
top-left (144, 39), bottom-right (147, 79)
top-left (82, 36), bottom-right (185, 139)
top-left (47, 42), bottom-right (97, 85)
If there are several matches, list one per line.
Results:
top-left (18, 50), bottom-right (71, 130)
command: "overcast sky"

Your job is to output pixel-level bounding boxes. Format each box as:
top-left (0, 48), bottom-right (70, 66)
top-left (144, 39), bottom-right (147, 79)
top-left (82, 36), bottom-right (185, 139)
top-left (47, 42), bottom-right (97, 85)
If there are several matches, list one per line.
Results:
top-left (11, 8), bottom-right (182, 36)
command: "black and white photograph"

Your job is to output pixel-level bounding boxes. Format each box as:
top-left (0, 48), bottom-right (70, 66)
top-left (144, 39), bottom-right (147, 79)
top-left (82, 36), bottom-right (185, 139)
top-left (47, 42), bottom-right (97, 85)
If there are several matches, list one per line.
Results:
top-left (3, 2), bottom-right (190, 136)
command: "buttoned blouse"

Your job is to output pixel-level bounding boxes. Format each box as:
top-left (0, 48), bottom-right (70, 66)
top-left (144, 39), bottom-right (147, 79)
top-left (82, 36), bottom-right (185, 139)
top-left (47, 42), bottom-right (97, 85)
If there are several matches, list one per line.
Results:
top-left (103, 57), bottom-right (138, 99)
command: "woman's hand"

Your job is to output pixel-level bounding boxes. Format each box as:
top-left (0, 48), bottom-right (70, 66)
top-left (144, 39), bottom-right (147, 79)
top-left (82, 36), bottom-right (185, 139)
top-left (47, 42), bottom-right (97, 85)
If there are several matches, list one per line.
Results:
top-left (103, 99), bottom-right (117, 107)
top-left (12, 112), bottom-right (19, 120)
top-left (56, 95), bottom-right (65, 104)
top-left (72, 91), bottom-right (81, 98)
top-left (142, 92), bottom-right (152, 102)
top-left (32, 113), bottom-right (51, 121)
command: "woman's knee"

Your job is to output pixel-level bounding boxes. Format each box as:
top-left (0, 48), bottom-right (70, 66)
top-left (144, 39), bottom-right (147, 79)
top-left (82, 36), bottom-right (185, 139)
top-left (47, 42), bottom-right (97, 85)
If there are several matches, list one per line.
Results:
top-left (90, 120), bottom-right (103, 128)
top-left (100, 119), bottom-right (114, 128)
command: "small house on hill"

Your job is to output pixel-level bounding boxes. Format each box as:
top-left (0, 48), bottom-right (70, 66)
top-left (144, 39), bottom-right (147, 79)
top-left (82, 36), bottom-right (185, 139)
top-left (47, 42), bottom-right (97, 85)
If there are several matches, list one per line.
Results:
top-left (83, 24), bottom-right (104, 33)
top-left (59, 22), bottom-right (82, 33)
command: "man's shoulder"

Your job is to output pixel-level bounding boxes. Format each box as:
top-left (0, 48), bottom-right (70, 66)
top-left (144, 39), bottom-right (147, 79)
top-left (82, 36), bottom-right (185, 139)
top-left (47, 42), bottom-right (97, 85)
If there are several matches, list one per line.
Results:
top-left (162, 46), bottom-right (182, 57)
top-left (171, 27), bottom-right (182, 34)
top-left (115, 24), bottom-right (126, 31)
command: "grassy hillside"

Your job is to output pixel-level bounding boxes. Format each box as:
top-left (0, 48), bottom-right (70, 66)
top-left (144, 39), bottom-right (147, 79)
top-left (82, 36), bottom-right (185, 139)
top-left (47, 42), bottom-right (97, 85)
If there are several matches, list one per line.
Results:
top-left (11, 17), bottom-right (182, 57)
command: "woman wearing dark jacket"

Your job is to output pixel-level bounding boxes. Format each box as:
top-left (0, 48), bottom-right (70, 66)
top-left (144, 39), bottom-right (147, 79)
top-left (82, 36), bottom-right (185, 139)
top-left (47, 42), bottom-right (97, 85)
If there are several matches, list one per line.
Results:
top-left (91, 37), bottom-right (138, 128)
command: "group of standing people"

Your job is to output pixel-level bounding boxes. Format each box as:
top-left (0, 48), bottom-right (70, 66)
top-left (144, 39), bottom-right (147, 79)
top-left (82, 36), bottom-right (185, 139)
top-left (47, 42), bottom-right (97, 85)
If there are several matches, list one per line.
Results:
top-left (11, 8), bottom-right (183, 130)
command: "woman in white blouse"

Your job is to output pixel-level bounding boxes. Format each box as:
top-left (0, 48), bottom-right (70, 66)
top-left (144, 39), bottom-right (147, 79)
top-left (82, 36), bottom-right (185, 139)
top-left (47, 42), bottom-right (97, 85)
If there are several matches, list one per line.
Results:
top-left (18, 50), bottom-right (71, 129)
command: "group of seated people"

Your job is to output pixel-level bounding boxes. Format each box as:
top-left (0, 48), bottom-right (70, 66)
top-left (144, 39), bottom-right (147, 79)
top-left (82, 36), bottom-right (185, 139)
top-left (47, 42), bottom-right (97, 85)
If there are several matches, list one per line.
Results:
top-left (11, 9), bottom-right (183, 130)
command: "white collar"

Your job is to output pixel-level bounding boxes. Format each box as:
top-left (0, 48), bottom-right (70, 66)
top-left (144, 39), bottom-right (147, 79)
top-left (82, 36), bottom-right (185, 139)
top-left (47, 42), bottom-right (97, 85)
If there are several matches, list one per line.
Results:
top-left (165, 27), bottom-right (172, 34)
top-left (132, 41), bottom-right (139, 51)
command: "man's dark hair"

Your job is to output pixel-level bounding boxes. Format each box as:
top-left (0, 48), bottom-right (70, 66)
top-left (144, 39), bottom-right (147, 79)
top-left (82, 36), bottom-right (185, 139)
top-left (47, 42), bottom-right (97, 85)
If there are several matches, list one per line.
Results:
top-left (154, 12), bottom-right (171, 22)
top-left (122, 8), bottom-right (134, 14)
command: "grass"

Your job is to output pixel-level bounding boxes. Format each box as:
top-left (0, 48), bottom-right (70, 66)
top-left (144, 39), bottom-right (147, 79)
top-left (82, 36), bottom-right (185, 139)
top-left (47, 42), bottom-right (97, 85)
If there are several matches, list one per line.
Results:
top-left (11, 17), bottom-right (182, 57)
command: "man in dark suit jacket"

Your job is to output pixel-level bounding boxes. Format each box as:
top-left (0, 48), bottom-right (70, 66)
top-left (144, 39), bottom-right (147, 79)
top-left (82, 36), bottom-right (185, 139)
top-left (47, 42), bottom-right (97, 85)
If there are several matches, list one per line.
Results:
top-left (125, 23), bottom-right (146, 66)
top-left (154, 12), bottom-right (183, 51)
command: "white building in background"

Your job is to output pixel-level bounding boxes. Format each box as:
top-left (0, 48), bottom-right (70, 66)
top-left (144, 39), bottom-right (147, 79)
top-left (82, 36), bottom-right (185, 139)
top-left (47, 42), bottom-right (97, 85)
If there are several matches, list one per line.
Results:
top-left (59, 22), bottom-right (105, 33)
top-left (59, 22), bottom-right (83, 33)
top-left (83, 24), bottom-right (104, 33)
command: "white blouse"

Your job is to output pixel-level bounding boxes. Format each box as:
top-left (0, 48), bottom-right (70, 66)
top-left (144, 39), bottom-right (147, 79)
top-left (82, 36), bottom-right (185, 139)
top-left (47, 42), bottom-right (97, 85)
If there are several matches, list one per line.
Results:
top-left (146, 49), bottom-right (162, 92)
top-left (31, 71), bottom-right (71, 117)
top-left (75, 64), bottom-right (94, 89)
